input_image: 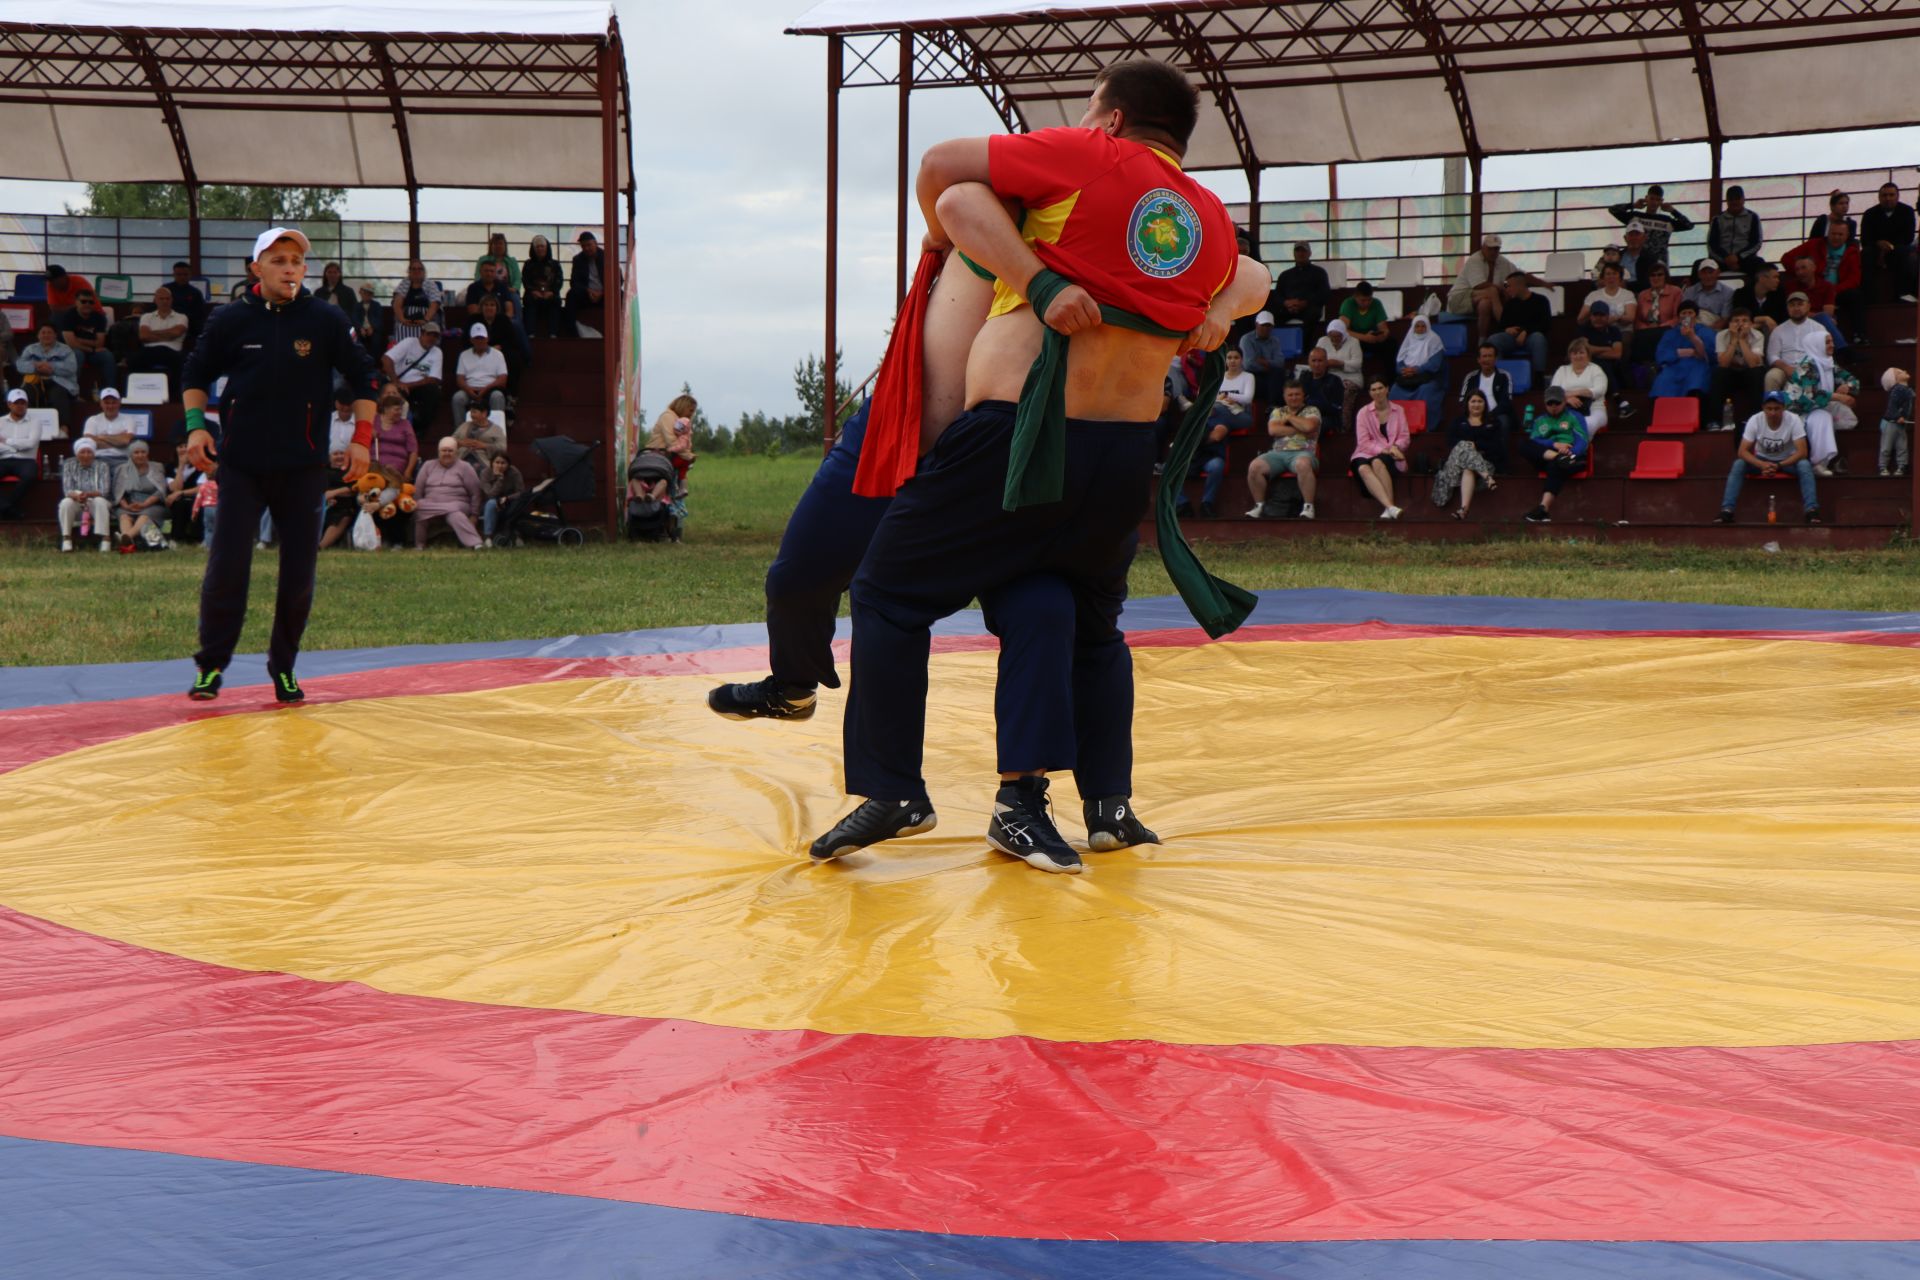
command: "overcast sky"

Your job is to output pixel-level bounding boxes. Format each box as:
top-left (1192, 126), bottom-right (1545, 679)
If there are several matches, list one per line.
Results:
top-left (3, 0), bottom-right (1919, 424)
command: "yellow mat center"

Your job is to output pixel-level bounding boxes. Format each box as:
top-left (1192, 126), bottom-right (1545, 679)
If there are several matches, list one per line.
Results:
top-left (4, 634), bottom-right (1920, 1049)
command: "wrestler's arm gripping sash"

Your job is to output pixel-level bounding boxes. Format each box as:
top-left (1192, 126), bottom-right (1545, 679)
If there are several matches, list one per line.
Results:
top-left (852, 249), bottom-right (945, 498)
top-left (1009, 269), bottom-right (1256, 640)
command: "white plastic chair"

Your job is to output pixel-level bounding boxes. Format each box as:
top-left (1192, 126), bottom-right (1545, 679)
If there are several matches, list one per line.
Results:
top-left (1379, 258), bottom-right (1424, 289)
top-left (1322, 260), bottom-right (1351, 290)
top-left (1543, 251), bottom-right (1587, 281)
top-left (1372, 289), bottom-right (1405, 322)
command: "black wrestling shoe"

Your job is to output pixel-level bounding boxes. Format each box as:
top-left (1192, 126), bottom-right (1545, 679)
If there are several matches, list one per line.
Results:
top-left (187, 667), bottom-right (222, 701)
top-left (986, 778), bottom-right (1082, 874)
top-left (1084, 795), bottom-right (1160, 852)
top-left (809, 797), bottom-right (937, 862)
top-left (269, 669), bottom-right (305, 703)
top-left (708, 675), bottom-right (817, 721)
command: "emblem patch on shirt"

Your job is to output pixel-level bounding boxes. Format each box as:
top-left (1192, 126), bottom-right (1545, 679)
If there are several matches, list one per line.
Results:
top-left (293, 339), bottom-right (313, 358)
top-left (1127, 188), bottom-right (1203, 279)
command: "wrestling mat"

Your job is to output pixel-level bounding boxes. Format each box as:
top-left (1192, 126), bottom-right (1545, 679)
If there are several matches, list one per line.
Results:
top-left (3, 589), bottom-right (1919, 1278)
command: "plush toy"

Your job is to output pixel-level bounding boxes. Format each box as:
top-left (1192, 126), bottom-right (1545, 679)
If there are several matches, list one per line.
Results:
top-left (356, 464), bottom-right (416, 520)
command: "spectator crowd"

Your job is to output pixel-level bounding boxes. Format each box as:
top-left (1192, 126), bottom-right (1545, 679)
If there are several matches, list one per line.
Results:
top-left (2, 229), bottom-right (637, 550)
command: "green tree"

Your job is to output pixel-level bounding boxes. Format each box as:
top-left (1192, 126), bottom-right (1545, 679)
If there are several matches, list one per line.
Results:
top-left (792, 351), bottom-right (856, 443)
top-left (69, 184), bottom-right (346, 222)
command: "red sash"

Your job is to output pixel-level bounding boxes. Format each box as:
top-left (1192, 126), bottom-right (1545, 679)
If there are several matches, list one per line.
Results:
top-left (852, 250), bottom-right (944, 498)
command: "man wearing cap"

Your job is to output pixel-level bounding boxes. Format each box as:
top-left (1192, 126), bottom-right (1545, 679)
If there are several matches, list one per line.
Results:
top-left (1237, 310), bottom-right (1287, 406)
top-left (1269, 241), bottom-right (1329, 326)
top-left (1709, 186), bottom-right (1767, 277)
top-left (181, 227), bottom-right (376, 703)
top-left (1619, 224), bottom-right (1652, 291)
top-left (381, 322), bottom-right (446, 444)
top-left (1519, 386), bottom-right (1591, 524)
top-left (452, 323), bottom-right (509, 423)
top-left (1680, 260), bottom-right (1735, 330)
top-left (58, 436), bottom-right (113, 552)
top-left (351, 282), bottom-right (386, 352)
top-left (1443, 235), bottom-right (1522, 340)
top-left (1765, 291), bottom-right (1826, 391)
top-left (0, 388), bottom-right (41, 520)
top-left (81, 388), bottom-right (135, 462)
top-left (567, 231), bottom-right (607, 332)
top-left (1715, 391), bottom-right (1820, 525)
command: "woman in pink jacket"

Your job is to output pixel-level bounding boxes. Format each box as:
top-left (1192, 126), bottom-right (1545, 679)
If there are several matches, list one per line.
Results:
top-left (1350, 377), bottom-right (1410, 520)
top-left (412, 436), bottom-right (485, 549)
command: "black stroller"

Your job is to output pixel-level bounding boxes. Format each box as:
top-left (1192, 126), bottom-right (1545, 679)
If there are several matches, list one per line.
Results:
top-left (500, 435), bottom-right (598, 547)
top-left (624, 449), bottom-right (682, 542)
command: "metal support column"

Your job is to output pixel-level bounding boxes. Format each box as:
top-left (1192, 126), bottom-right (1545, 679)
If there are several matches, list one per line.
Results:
top-left (599, 38), bottom-right (622, 531)
top-left (1246, 167), bottom-right (1261, 260)
top-left (1468, 152), bottom-right (1485, 247)
top-left (1710, 139), bottom-right (1724, 217)
top-left (187, 183), bottom-right (201, 273)
top-left (896, 30), bottom-right (913, 303)
top-left (824, 34), bottom-right (842, 454)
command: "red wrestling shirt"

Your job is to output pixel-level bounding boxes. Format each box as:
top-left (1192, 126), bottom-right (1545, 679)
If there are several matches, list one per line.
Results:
top-left (987, 126), bottom-right (1238, 332)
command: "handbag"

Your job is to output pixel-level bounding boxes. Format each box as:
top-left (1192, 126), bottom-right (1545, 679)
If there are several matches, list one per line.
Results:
top-left (351, 509), bottom-right (381, 550)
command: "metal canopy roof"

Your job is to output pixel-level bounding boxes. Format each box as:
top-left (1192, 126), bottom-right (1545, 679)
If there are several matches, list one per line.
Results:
top-left (0, 0), bottom-right (632, 193)
top-left (790, 0), bottom-right (1920, 172)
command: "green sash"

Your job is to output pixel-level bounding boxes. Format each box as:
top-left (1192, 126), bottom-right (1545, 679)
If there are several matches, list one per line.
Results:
top-left (1008, 268), bottom-right (1256, 639)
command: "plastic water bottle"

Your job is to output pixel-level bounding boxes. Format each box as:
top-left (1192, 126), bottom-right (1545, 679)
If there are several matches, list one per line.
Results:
top-left (1722, 399), bottom-right (1736, 431)
top-left (1767, 495), bottom-right (1778, 524)
top-left (1524, 404), bottom-right (1536, 428)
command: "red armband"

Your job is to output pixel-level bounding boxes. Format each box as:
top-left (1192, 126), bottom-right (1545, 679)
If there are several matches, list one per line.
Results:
top-left (352, 419), bottom-right (375, 449)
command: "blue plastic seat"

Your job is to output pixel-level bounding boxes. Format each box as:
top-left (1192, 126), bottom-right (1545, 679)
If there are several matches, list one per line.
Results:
top-left (1435, 321), bottom-right (1469, 356)
top-left (1498, 358), bottom-right (1532, 396)
top-left (12, 273), bottom-right (47, 302)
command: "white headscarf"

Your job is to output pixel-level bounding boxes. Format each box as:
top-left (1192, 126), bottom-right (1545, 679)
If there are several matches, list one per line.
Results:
top-left (1396, 315), bottom-right (1442, 368)
top-left (1325, 318), bottom-right (1349, 341)
top-left (1801, 329), bottom-right (1836, 395)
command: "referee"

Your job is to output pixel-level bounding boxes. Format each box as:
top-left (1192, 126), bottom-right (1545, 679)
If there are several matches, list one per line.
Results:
top-left (183, 227), bottom-right (377, 702)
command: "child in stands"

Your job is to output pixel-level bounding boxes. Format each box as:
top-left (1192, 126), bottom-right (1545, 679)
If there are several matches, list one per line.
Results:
top-left (1880, 367), bottom-right (1913, 477)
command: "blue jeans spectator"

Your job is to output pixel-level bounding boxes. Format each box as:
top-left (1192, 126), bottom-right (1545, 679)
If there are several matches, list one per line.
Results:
top-left (201, 506), bottom-right (219, 546)
top-left (1721, 457), bottom-right (1818, 513)
top-left (482, 497), bottom-right (502, 539)
top-left (1488, 330), bottom-right (1548, 375)
top-left (1198, 454), bottom-right (1225, 508)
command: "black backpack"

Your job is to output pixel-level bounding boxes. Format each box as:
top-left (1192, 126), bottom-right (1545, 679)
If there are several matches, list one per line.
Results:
top-left (1261, 473), bottom-right (1304, 519)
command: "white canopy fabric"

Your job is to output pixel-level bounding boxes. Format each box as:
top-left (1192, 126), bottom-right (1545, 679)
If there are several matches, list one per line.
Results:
top-left (790, 0), bottom-right (1920, 169)
top-left (0, 0), bottom-right (630, 191)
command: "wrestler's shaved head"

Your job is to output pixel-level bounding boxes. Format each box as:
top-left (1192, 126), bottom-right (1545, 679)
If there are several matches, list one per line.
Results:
top-left (1089, 59), bottom-right (1200, 148)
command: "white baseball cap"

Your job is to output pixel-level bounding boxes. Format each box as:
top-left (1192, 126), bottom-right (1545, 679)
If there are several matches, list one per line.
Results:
top-left (98, 387), bottom-right (120, 401)
top-left (5, 388), bottom-right (25, 403)
top-left (1255, 310), bottom-right (1275, 325)
top-left (469, 323), bottom-right (489, 339)
top-left (251, 227), bottom-right (312, 261)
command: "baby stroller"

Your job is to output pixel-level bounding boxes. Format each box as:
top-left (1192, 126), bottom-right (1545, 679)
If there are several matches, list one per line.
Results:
top-left (625, 449), bottom-right (682, 542)
top-left (499, 434), bottom-right (597, 547)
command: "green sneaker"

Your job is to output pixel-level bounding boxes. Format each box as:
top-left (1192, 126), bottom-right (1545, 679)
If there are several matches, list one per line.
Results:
top-left (270, 670), bottom-right (305, 704)
top-left (188, 668), bottom-right (223, 701)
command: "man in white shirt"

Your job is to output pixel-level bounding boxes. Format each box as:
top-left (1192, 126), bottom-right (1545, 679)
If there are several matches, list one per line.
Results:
top-left (0, 388), bottom-right (41, 519)
top-left (1578, 262), bottom-right (1637, 328)
top-left (132, 285), bottom-right (189, 397)
top-left (82, 388), bottom-right (137, 462)
top-left (1715, 391), bottom-right (1819, 524)
top-left (381, 321), bottom-right (445, 438)
top-left (1764, 293), bottom-right (1824, 391)
top-left (451, 323), bottom-right (510, 423)
top-left (1443, 234), bottom-right (1522, 338)
top-left (326, 389), bottom-right (358, 455)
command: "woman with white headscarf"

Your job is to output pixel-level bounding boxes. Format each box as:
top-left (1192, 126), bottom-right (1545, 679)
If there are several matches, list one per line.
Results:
top-left (1786, 330), bottom-right (1857, 474)
top-left (1313, 318), bottom-right (1364, 391)
top-left (1391, 314), bottom-right (1447, 428)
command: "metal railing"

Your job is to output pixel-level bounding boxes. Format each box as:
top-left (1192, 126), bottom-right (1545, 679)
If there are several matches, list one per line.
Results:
top-left (1234, 164), bottom-right (1920, 287)
top-left (0, 216), bottom-right (623, 301)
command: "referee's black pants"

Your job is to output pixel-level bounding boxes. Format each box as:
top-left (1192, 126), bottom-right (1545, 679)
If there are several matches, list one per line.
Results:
top-left (844, 401), bottom-right (1153, 802)
top-left (195, 463), bottom-right (328, 676)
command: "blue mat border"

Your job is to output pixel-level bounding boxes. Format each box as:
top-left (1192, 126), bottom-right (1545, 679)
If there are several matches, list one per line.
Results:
top-left (6, 588), bottom-right (1918, 713)
top-left (1, 1138), bottom-right (1914, 1280)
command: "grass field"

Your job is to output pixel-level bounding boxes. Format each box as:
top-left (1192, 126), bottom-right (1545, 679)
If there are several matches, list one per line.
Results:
top-left (2, 452), bottom-right (1915, 667)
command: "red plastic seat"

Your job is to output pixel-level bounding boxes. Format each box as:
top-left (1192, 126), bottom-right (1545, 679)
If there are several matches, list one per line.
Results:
top-left (1538, 439), bottom-right (1595, 481)
top-left (1648, 397), bottom-right (1701, 434)
top-left (1389, 397), bottom-right (1428, 435)
top-left (1629, 440), bottom-right (1686, 479)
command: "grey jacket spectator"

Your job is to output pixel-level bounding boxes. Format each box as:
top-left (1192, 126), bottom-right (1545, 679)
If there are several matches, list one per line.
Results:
top-left (18, 333), bottom-right (79, 396)
top-left (112, 456), bottom-right (168, 506)
top-left (1708, 195), bottom-right (1764, 269)
top-left (478, 458), bottom-right (525, 503)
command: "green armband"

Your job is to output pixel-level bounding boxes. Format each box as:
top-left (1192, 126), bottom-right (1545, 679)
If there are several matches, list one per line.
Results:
top-left (185, 406), bottom-right (207, 436)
